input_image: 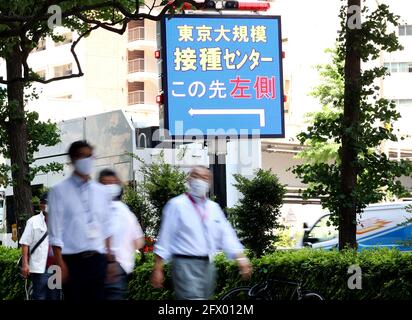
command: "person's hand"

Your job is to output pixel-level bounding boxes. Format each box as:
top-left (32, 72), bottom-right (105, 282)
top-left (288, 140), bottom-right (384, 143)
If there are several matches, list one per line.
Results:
top-left (21, 264), bottom-right (30, 279)
top-left (151, 268), bottom-right (164, 288)
top-left (59, 260), bottom-right (69, 284)
top-left (106, 262), bottom-right (119, 284)
top-left (237, 258), bottom-right (252, 281)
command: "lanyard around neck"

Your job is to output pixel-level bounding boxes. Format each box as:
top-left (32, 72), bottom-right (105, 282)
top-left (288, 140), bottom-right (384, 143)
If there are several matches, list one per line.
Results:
top-left (186, 192), bottom-right (208, 223)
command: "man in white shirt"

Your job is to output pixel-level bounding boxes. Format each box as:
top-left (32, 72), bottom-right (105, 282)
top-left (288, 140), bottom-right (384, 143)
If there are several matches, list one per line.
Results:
top-left (98, 168), bottom-right (145, 300)
top-left (19, 193), bottom-right (60, 300)
top-left (48, 140), bottom-right (114, 301)
top-left (151, 166), bottom-right (252, 300)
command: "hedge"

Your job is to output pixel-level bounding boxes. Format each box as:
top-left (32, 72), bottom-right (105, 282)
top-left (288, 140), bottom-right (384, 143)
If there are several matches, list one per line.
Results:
top-left (1, 246), bottom-right (411, 300)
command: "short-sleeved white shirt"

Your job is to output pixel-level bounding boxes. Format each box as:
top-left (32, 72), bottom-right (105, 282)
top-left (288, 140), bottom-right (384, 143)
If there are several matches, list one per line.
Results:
top-left (110, 201), bottom-right (144, 274)
top-left (19, 212), bottom-right (48, 274)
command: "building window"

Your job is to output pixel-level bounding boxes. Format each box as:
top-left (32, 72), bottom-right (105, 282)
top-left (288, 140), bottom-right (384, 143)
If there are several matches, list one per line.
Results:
top-left (128, 20), bottom-right (144, 42)
top-left (395, 99), bottom-right (412, 108)
top-left (128, 50), bottom-right (145, 73)
top-left (128, 81), bottom-right (144, 105)
top-left (399, 25), bottom-right (412, 36)
top-left (55, 32), bottom-right (73, 46)
top-left (54, 64), bottom-right (72, 77)
top-left (384, 62), bottom-right (412, 73)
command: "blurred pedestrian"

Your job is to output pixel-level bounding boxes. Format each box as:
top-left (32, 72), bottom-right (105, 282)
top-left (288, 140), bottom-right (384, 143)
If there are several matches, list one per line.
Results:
top-left (19, 192), bottom-right (60, 300)
top-left (98, 168), bottom-right (145, 300)
top-left (151, 166), bottom-right (252, 300)
top-left (48, 140), bottom-right (114, 301)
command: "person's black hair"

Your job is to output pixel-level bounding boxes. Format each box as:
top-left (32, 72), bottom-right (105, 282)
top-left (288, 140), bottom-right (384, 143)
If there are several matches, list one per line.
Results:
top-left (39, 192), bottom-right (48, 204)
top-left (68, 140), bottom-right (93, 161)
top-left (98, 168), bottom-right (117, 183)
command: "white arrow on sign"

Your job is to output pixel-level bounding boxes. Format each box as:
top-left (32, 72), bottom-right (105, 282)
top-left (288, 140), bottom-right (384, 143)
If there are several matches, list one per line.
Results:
top-left (188, 108), bottom-right (266, 127)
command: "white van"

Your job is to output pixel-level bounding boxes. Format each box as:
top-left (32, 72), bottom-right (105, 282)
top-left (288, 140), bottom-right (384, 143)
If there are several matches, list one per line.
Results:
top-left (301, 201), bottom-right (412, 251)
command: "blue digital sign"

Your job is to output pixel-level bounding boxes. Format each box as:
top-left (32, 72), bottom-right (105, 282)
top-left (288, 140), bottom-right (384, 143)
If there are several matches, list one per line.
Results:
top-left (161, 15), bottom-right (285, 138)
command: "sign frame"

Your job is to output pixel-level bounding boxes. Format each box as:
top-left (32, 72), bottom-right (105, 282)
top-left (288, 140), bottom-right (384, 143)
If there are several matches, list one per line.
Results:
top-left (160, 14), bottom-right (285, 139)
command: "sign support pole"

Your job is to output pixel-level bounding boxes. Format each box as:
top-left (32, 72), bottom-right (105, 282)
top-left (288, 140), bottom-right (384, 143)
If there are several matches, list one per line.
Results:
top-left (208, 137), bottom-right (227, 209)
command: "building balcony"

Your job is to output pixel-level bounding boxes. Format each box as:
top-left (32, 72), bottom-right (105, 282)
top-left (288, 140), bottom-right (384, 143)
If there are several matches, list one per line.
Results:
top-left (127, 27), bottom-right (156, 49)
top-left (127, 66), bottom-right (159, 83)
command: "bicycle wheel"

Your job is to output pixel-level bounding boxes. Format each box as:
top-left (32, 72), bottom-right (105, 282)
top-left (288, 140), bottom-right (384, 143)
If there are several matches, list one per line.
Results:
top-left (299, 292), bottom-right (324, 300)
top-left (219, 286), bottom-right (252, 300)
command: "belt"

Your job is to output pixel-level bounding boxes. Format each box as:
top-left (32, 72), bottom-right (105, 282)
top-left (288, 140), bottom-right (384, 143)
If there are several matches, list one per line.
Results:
top-left (173, 254), bottom-right (209, 261)
top-left (64, 250), bottom-right (100, 259)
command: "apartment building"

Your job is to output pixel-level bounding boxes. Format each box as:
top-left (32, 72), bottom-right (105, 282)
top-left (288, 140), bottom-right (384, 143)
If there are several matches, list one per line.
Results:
top-left (24, 19), bottom-right (160, 127)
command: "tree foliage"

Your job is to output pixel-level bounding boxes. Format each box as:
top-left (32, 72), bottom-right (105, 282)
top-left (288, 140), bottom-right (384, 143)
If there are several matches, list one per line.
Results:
top-left (0, 85), bottom-right (62, 187)
top-left (293, 3), bottom-right (412, 231)
top-left (124, 153), bottom-right (188, 238)
top-left (228, 169), bottom-right (286, 258)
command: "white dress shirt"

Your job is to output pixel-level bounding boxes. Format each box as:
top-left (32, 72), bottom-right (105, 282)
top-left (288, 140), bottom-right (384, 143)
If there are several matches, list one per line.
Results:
top-left (48, 175), bottom-right (112, 255)
top-left (110, 201), bottom-right (144, 274)
top-left (19, 212), bottom-right (48, 274)
top-left (154, 193), bottom-right (244, 262)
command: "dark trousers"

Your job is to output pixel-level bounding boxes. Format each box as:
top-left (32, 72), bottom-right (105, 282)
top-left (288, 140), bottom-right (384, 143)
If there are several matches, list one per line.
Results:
top-left (62, 252), bottom-right (107, 301)
top-left (31, 272), bottom-right (61, 300)
top-left (104, 262), bottom-right (128, 300)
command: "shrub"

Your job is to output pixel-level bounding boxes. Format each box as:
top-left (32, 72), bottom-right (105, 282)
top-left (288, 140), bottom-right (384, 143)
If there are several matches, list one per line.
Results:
top-left (228, 169), bottom-right (286, 257)
top-left (0, 246), bottom-right (25, 300)
top-left (1, 247), bottom-right (411, 300)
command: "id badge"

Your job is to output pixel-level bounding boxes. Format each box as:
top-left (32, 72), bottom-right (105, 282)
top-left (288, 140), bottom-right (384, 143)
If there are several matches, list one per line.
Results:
top-left (86, 221), bottom-right (100, 239)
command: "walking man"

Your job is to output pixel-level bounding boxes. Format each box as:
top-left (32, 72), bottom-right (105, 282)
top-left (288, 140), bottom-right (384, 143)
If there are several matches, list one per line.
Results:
top-left (98, 168), bottom-right (145, 300)
top-left (19, 193), bottom-right (60, 300)
top-left (48, 140), bottom-right (114, 300)
top-left (151, 166), bottom-right (252, 300)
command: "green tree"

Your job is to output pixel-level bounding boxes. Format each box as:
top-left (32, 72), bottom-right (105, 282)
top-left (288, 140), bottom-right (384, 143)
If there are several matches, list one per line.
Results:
top-left (228, 169), bottom-right (286, 257)
top-left (0, 0), bottom-right (204, 238)
top-left (293, 2), bottom-right (412, 250)
top-left (126, 152), bottom-right (188, 238)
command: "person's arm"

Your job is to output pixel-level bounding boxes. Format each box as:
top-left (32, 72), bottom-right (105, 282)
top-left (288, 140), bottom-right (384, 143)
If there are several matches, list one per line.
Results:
top-left (21, 245), bottom-right (30, 278)
top-left (151, 254), bottom-right (165, 288)
top-left (218, 207), bottom-right (252, 280)
top-left (102, 190), bottom-right (114, 260)
top-left (131, 213), bottom-right (145, 250)
top-left (52, 246), bottom-right (69, 283)
top-left (19, 220), bottom-right (33, 278)
top-left (134, 238), bottom-right (145, 250)
top-left (151, 202), bottom-right (177, 288)
top-left (48, 187), bottom-right (69, 282)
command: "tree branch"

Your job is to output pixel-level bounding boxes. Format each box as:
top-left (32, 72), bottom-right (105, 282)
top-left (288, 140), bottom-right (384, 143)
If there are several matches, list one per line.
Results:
top-left (0, 24), bottom-right (100, 85)
top-left (75, 13), bottom-right (129, 35)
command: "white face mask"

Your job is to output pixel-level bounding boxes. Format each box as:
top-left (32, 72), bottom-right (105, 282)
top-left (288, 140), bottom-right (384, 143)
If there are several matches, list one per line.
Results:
top-left (44, 205), bottom-right (48, 213)
top-left (105, 184), bottom-right (122, 200)
top-left (189, 178), bottom-right (210, 198)
top-left (74, 157), bottom-right (93, 176)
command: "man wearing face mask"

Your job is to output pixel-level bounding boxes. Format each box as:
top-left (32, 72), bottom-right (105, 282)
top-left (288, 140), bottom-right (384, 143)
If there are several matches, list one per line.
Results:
top-left (151, 166), bottom-right (252, 300)
top-left (98, 169), bottom-right (145, 300)
top-left (48, 140), bottom-right (114, 300)
top-left (19, 192), bottom-right (60, 300)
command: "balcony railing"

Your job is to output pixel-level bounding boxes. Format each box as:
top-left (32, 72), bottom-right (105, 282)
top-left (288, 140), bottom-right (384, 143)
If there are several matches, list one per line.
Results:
top-left (128, 27), bottom-right (145, 42)
top-left (128, 59), bottom-right (145, 73)
top-left (128, 90), bottom-right (144, 105)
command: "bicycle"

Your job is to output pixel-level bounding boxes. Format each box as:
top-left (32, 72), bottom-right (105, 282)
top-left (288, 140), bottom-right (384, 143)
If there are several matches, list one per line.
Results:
top-left (219, 277), bottom-right (324, 301)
